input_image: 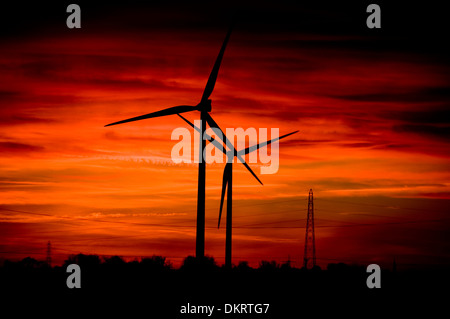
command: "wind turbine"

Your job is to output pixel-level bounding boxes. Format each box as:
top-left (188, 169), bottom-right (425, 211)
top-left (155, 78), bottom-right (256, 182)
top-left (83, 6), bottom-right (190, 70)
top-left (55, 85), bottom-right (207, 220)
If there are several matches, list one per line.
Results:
top-left (178, 114), bottom-right (298, 268)
top-left (104, 27), bottom-right (261, 259)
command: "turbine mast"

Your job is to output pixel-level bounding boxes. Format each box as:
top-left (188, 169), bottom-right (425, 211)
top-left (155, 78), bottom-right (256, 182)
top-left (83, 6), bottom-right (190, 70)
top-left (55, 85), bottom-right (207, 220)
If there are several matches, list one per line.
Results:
top-left (225, 163), bottom-right (233, 268)
top-left (196, 110), bottom-right (207, 259)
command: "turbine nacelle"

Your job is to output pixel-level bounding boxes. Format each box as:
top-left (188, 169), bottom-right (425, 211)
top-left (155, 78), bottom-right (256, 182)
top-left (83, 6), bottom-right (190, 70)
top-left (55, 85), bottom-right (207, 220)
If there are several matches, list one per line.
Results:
top-left (196, 99), bottom-right (212, 113)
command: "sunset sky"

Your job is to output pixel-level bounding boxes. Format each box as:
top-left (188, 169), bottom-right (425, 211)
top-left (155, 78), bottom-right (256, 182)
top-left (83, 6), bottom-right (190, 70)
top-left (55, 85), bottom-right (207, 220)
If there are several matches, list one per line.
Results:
top-left (1, 2), bottom-right (449, 268)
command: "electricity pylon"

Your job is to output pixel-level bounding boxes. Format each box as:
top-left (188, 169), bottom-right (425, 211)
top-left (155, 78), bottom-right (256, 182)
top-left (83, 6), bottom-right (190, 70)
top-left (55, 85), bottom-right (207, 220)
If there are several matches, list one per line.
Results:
top-left (303, 189), bottom-right (316, 269)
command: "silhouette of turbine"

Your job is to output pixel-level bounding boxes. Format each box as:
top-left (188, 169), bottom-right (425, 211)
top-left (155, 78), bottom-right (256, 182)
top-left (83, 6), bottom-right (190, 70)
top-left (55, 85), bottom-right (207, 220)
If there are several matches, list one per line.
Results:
top-left (178, 114), bottom-right (298, 268)
top-left (105, 26), bottom-right (261, 259)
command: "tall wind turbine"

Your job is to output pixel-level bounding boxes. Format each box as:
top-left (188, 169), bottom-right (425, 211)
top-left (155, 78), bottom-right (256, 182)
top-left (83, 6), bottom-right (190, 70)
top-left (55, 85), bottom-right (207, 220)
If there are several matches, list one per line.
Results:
top-left (178, 114), bottom-right (298, 268)
top-left (104, 27), bottom-right (261, 259)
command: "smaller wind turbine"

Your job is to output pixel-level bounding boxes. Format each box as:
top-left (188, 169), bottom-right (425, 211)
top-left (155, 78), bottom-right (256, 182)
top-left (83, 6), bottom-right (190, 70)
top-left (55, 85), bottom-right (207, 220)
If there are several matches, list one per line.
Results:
top-left (178, 114), bottom-right (298, 268)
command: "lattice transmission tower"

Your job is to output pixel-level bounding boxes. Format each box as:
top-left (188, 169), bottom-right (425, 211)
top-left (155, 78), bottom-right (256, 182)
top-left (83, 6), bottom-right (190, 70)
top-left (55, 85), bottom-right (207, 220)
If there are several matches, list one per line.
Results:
top-left (303, 189), bottom-right (316, 269)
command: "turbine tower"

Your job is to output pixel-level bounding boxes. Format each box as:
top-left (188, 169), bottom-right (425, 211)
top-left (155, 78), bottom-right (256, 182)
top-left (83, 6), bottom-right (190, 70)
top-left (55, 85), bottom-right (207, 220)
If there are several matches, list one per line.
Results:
top-left (303, 189), bottom-right (316, 269)
top-left (105, 26), bottom-right (261, 259)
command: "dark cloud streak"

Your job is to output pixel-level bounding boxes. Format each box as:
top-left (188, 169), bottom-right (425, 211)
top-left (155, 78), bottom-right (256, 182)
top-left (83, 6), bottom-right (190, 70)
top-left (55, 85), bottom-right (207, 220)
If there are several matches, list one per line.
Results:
top-left (0, 142), bottom-right (44, 154)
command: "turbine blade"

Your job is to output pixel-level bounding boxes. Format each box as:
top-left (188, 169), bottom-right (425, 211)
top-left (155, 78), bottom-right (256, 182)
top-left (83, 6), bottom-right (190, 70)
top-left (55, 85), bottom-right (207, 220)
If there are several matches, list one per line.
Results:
top-left (177, 114), bottom-right (226, 154)
top-left (201, 25), bottom-right (233, 102)
top-left (239, 159), bottom-right (263, 185)
top-left (105, 105), bottom-right (196, 127)
top-left (218, 164), bottom-right (231, 228)
top-left (238, 130), bottom-right (299, 156)
top-left (204, 112), bottom-right (230, 147)
top-left (205, 113), bottom-right (263, 185)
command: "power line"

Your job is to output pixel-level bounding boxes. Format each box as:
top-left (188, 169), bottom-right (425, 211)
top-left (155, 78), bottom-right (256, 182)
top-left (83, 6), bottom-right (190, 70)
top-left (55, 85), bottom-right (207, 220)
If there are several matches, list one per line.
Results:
top-left (2, 195), bottom-right (449, 234)
top-left (315, 197), bottom-right (439, 213)
top-left (233, 217), bottom-right (450, 228)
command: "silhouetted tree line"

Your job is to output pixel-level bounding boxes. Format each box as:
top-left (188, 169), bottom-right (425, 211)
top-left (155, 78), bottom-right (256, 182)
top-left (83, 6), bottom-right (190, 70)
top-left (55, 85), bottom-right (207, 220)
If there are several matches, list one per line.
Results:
top-left (0, 253), bottom-right (386, 295)
top-left (1, 254), bottom-right (373, 274)
top-left (1, 254), bottom-right (447, 317)
top-left (0, 254), bottom-right (319, 271)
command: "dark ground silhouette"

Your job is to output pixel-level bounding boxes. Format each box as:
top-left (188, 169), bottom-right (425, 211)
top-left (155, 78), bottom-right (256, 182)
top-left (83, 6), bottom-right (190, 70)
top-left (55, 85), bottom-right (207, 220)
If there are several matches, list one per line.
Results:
top-left (1, 255), bottom-right (448, 317)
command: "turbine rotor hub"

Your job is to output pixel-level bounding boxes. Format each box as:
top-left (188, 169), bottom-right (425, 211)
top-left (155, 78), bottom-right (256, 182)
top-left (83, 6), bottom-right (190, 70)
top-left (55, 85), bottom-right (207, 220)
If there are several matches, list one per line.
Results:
top-left (197, 99), bottom-right (212, 112)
